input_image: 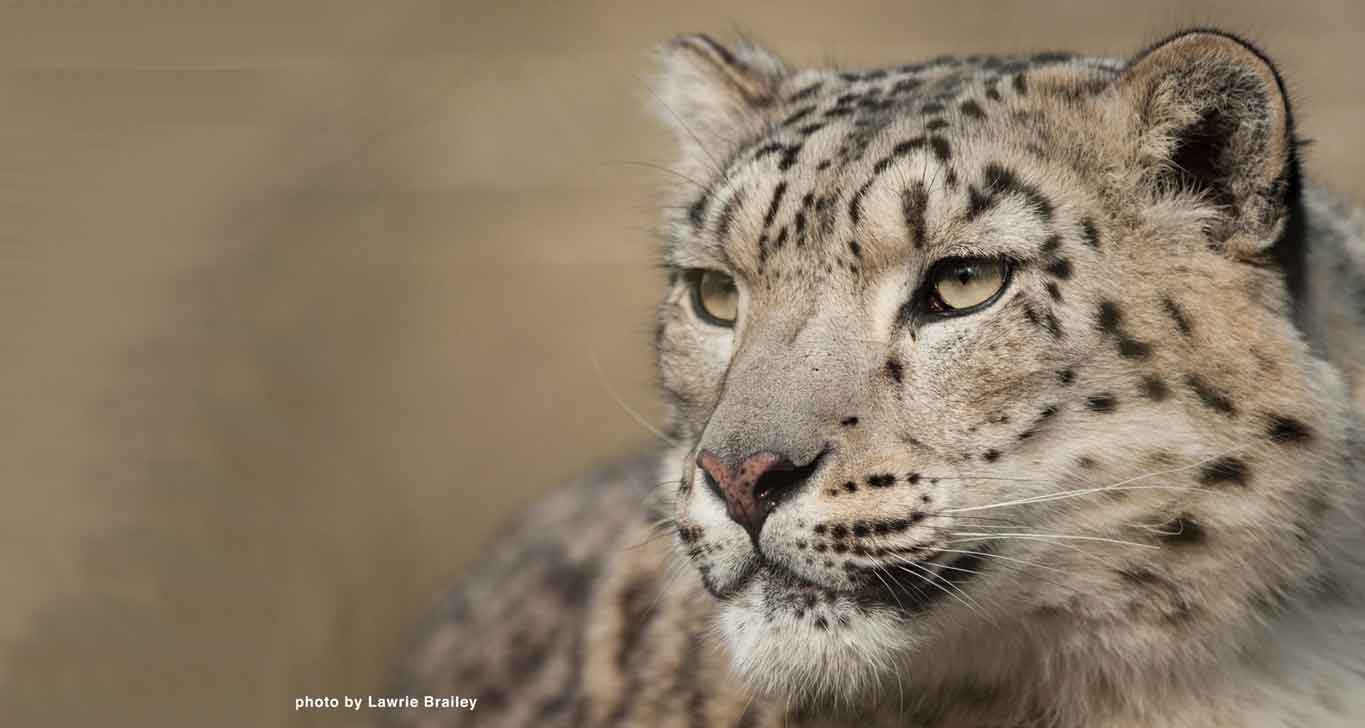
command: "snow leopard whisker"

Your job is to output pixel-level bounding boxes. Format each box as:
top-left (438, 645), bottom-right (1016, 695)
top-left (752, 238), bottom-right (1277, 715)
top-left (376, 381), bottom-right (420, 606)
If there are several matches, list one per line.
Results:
top-left (589, 351), bottom-right (678, 446)
top-left (942, 442), bottom-right (1265, 514)
top-left (639, 79), bottom-right (729, 181)
top-left (867, 564), bottom-right (912, 614)
top-left (885, 553), bottom-right (989, 619)
top-left (928, 550), bottom-right (1085, 596)
top-left (931, 547), bottom-right (1073, 575)
top-left (624, 525), bottom-right (678, 551)
top-left (949, 532), bottom-right (1159, 550)
top-left (643, 558), bottom-right (691, 621)
top-left (604, 159), bottom-right (709, 190)
top-left (946, 534), bottom-right (1126, 571)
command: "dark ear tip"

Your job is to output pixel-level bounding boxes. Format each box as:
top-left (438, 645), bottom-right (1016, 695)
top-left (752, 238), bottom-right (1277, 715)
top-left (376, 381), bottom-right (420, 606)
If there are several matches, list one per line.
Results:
top-left (667, 33), bottom-right (710, 49)
top-left (1132, 28), bottom-right (1288, 91)
top-left (1137, 27), bottom-right (1268, 59)
top-left (667, 33), bottom-right (738, 65)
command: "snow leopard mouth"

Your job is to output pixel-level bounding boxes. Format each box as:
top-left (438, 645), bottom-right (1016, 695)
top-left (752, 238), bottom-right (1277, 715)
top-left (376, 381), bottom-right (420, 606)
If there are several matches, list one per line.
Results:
top-left (852, 543), bottom-right (996, 614)
top-left (734, 542), bottom-right (996, 617)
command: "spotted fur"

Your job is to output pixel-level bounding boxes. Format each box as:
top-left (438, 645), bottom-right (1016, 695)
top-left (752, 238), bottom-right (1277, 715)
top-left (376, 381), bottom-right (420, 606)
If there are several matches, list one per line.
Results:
top-left (390, 30), bottom-right (1365, 728)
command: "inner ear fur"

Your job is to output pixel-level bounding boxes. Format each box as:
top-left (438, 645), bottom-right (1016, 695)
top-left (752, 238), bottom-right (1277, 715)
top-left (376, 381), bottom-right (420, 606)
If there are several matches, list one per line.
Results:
top-left (652, 34), bottom-right (787, 165)
top-left (1119, 30), bottom-right (1298, 248)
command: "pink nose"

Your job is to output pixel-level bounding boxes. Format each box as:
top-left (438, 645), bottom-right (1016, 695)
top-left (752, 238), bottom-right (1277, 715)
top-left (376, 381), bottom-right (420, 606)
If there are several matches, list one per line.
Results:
top-left (696, 450), bottom-right (797, 541)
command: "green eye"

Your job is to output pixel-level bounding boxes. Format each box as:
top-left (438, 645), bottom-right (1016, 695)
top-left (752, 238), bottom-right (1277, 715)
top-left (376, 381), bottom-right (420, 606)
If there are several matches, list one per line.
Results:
top-left (929, 258), bottom-right (1010, 313)
top-left (690, 270), bottom-right (739, 326)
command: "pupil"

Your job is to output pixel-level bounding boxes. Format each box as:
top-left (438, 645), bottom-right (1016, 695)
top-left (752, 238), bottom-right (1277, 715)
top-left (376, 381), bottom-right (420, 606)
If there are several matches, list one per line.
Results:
top-left (956, 267), bottom-right (974, 285)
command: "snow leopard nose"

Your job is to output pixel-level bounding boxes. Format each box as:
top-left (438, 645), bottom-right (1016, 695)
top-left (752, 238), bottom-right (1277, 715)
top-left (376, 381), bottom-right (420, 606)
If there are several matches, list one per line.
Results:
top-left (696, 448), bottom-right (823, 543)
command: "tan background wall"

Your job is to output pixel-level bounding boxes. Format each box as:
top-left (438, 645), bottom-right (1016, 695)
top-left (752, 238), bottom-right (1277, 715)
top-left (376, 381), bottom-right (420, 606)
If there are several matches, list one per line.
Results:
top-left (0, 2), bottom-right (1360, 726)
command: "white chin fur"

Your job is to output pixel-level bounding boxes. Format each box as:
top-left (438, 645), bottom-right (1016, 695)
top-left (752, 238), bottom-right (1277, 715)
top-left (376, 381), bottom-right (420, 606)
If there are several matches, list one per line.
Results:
top-left (715, 592), bottom-right (914, 709)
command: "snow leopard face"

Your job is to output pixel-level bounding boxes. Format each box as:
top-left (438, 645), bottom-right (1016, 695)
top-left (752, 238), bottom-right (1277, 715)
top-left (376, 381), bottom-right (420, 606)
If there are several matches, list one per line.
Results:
top-left (653, 30), bottom-right (1352, 704)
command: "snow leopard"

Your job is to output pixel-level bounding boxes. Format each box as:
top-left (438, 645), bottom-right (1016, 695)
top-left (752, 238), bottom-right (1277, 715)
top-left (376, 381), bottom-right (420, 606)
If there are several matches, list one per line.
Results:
top-left (387, 28), bottom-right (1365, 728)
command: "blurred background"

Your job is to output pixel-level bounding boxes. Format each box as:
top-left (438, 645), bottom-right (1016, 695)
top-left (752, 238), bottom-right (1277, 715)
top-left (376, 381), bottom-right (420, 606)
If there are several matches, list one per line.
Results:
top-left (0, 1), bottom-right (1361, 726)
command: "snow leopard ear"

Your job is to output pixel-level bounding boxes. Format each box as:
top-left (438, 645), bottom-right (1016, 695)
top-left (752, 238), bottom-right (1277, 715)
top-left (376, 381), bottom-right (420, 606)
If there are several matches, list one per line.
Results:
top-left (1117, 29), bottom-right (1300, 251)
top-left (653, 34), bottom-right (787, 162)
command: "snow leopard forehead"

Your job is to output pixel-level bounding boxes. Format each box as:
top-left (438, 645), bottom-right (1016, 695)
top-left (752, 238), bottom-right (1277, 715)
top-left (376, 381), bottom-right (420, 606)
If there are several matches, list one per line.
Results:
top-left (660, 46), bottom-right (1129, 290)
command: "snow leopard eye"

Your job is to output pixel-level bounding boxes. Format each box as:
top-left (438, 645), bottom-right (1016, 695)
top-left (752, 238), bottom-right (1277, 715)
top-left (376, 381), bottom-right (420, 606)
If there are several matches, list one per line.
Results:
top-left (927, 257), bottom-right (1011, 314)
top-left (689, 270), bottom-right (739, 326)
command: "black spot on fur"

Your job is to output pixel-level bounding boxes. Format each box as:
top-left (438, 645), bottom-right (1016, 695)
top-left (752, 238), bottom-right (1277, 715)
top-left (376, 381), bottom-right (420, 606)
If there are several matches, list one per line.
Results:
top-left (841, 416), bottom-right (859, 427)
top-left (892, 136), bottom-right (928, 156)
top-left (1057, 368), bottom-right (1076, 385)
top-left (762, 181), bottom-right (787, 230)
top-left (867, 474), bottom-right (896, 488)
top-left (848, 179), bottom-right (874, 225)
top-left (1267, 415), bottom-right (1312, 444)
top-left (1086, 393), bottom-right (1117, 413)
top-left (1185, 374), bottom-right (1237, 416)
top-left (1199, 457), bottom-right (1249, 487)
top-left (788, 81), bottom-right (824, 103)
top-left (892, 77), bottom-right (923, 95)
top-left (782, 105), bottom-right (816, 127)
top-left (1045, 281), bottom-right (1063, 302)
top-left (930, 136), bottom-right (952, 162)
top-left (773, 226), bottom-right (789, 249)
top-left (983, 449), bottom-right (1001, 462)
top-left (1040, 235), bottom-right (1062, 255)
top-left (752, 141), bottom-right (786, 162)
top-left (1042, 309), bottom-right (1064, 338)
top-left (1045, 258), bottom-right (1072, 279)
top-left (1080, 217), bottom-right (1101, 248)
top-left (848, 240), bottom-right (862, 258)
top-left (1163, 297), bottom-right (1193, 336)
top-left (1095, 300), bottom-right (1151, 359)
top-left (1159, 515), bottom-right (1205, 547)
top-left (715, 189), bottom-right (746, 243)
top-left (984, 77), bottom-right (1002, 102)
top-left (959, 99), bottom-right (986, 120)
top-left (687, 192), bottom-right (709, 230)
top-left (1140, 375), bottom-right (1169, 402)
top-left (885, 358), bottom-right (904, 383)
top-left (1012, 73), bottom-right (1028, 95)
top-left (965, 163), bottom-right (1054, 223)
top-left (876, 137), bottom-right (928, 175)
top-left (1032, 51), bottom-right (1073, 63)
top-left (1096, 300), bottom-right (1123, 333)
top-left (1118, 337), bottom-right (1152, 360)
top-left (902, 183), bottom-right (930, 248)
